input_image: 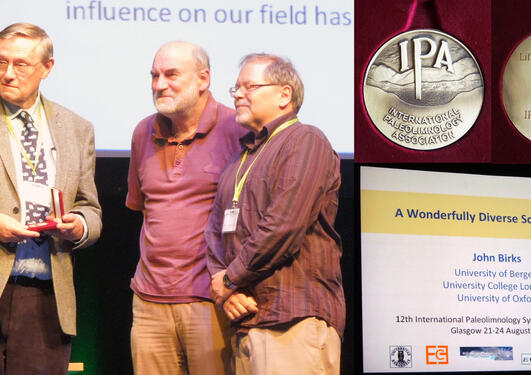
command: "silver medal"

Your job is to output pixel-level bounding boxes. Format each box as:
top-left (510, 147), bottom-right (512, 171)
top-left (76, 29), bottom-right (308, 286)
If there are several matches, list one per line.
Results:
top-left (363, 29), bottom-right (484, 150)
top-left (502, 35), bottom-right (531, 141)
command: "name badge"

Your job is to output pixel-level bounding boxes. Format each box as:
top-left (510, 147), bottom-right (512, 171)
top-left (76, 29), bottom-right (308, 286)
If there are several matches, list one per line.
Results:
top-left (222, 208), bottom-right (240, 233)
top-left (21, 181), bottom-right (51, 207)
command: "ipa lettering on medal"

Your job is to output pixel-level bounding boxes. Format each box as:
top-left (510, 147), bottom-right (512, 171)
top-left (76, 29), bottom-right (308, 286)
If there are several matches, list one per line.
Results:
top-left (399, 37), bottom-right (454, 100)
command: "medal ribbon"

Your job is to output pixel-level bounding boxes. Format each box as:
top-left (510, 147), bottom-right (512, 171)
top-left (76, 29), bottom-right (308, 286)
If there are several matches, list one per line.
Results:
top-left (401, 0), bottom-right (441, 31)
top-left (232, 118), bottom-right (298, 206)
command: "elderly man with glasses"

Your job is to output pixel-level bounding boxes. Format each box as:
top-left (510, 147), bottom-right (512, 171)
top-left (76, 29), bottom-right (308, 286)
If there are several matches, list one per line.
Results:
top-left (0, 23), bottom-right (102, 374)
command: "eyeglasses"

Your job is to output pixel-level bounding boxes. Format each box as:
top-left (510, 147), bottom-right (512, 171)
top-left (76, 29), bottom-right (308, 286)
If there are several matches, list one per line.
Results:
top-left (229, 83), bottom-right (278, 96)
top-left (0, 60), bottom-right (42, 75)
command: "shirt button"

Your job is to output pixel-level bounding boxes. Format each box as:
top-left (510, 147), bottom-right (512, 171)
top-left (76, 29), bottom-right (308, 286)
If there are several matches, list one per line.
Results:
top-left (12, 207), bottom-right (19, 214)
top-left (178, 144), bottom-right (184, 150)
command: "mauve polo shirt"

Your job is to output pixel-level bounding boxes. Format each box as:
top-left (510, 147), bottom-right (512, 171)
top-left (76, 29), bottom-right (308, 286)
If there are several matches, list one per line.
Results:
top-left (126, 95), bottom-right (245, 303)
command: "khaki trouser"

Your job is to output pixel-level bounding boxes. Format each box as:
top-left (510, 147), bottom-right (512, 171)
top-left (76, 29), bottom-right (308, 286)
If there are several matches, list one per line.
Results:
top-left (131, 294), bottom-right (231, 375)
top-left (233, 317), bottom-right (341, 375)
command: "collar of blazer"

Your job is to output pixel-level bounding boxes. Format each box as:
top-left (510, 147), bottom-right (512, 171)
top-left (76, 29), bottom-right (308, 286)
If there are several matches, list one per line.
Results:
top-left (0, 94), bottom-right (69, 195)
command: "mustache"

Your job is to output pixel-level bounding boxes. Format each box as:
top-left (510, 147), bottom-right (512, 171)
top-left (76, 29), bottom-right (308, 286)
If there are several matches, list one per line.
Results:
top-left (153, 90), bottom-right (170, 98)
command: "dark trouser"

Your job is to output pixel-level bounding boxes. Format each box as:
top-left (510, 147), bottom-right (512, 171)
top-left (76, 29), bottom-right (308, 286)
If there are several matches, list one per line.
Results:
top-left (0, 279), bottom-right (71, 375)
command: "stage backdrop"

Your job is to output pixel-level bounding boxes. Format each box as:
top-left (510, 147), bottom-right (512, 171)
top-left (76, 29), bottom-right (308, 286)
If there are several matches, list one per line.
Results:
top-left (0, 0), bottom-right (353, 157)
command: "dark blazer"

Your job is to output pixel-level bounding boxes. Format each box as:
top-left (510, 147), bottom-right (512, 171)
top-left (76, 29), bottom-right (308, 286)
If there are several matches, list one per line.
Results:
top-left (0, 96), bottom-right (102, 335)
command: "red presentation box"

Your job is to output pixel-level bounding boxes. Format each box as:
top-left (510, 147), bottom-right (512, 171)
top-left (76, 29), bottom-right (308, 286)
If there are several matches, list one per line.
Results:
top-left (27, 188), bottom-right (65, 232)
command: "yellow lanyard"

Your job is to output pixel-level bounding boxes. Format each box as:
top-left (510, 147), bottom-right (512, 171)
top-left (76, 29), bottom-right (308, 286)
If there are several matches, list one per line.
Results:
top-left (232, 118), bottom-right (298, 206)
top-left (1, 99), bottom-right (44, 176)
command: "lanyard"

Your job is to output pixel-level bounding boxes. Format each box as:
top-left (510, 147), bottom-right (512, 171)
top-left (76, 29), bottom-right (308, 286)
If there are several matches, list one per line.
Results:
top-left (1, 99), bottom-right (44, 176)
top-left (232, 118), bottom-right (298, 206)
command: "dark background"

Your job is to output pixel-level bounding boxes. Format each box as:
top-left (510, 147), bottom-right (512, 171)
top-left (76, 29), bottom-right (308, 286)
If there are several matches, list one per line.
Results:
top-left (68, 157), bottom-right (355, 374)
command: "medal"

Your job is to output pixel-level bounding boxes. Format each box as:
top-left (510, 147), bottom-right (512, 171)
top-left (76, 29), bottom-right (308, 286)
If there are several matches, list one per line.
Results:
top-left (363, 29), bottom-right (484, 150)
top-left (502, 35), bottom-right (531, 142)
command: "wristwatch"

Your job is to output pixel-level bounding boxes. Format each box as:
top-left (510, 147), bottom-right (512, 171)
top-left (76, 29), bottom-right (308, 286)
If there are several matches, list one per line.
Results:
top-left (223, 273), bottom-right (236, 290)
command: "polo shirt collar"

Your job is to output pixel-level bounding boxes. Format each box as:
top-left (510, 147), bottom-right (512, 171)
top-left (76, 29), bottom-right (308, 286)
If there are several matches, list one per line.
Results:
top-left (240, 112), bottom-right (297, 151)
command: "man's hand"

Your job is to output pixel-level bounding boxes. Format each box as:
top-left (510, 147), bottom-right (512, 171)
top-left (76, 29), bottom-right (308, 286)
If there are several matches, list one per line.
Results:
top-left (223, 292), bottom-right (258, 321)
top-left (210, 270), bottom-right (234, 305)
top-left (45, 213), bottom-right (84, 242)
top-left (0, 213), bottom-right (40, 243)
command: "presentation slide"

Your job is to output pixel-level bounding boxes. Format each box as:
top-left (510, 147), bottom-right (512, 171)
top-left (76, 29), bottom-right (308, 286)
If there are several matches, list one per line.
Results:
top-left (0, 0), bottom-right (353, 157)
top-left (361, 166), bottom-right (531, 372)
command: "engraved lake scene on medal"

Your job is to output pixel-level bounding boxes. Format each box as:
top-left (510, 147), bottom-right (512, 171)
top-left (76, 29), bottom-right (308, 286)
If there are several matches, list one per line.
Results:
top-left (502, 35), bottom-right (531, 141)
top-left (363, 29), bottom-right (484, 150)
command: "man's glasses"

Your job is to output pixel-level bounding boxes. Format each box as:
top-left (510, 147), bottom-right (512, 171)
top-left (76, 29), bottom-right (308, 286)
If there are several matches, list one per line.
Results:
top-left (0, 60), bottom-right (42, 75)
top-left (229, 83), bottom-right (278, 96)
